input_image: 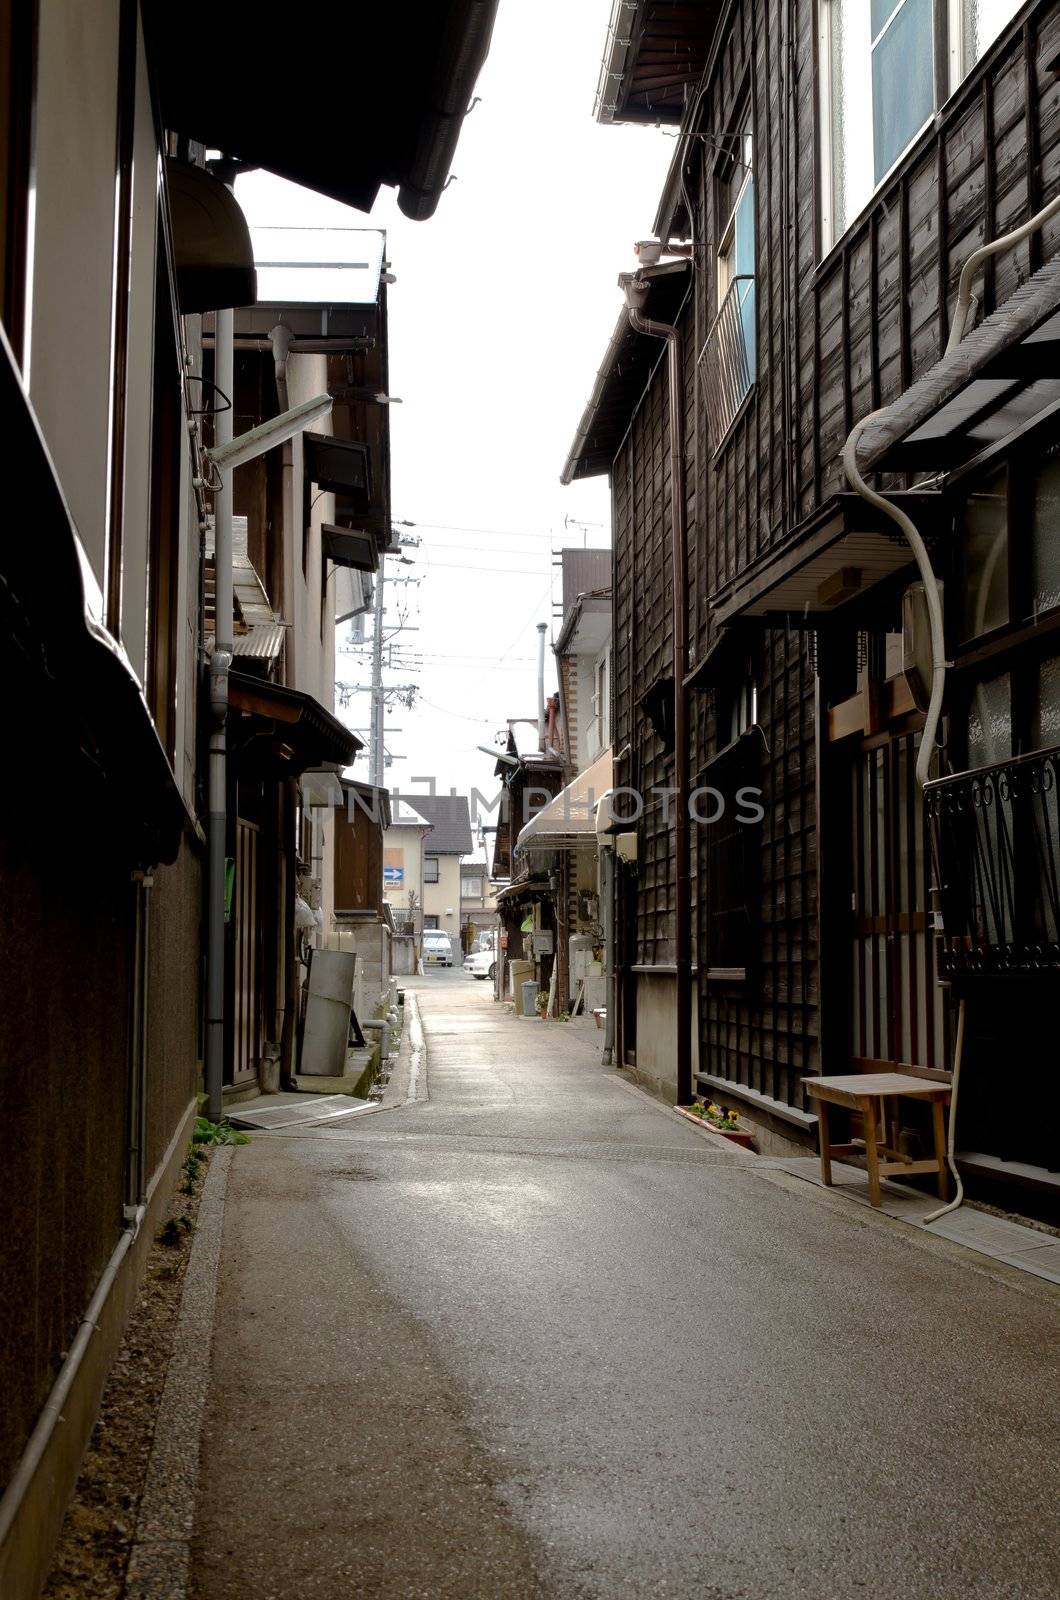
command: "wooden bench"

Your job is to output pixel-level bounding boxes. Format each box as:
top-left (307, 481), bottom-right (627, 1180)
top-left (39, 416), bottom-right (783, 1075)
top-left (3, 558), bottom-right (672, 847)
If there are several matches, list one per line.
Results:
top-left (801, 1072), bottom-right (951, 1208)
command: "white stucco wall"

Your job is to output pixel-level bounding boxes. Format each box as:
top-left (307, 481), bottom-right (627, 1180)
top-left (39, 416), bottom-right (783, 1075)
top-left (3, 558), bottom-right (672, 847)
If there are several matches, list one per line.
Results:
top-left (28, 0), bottom-right (120, 591)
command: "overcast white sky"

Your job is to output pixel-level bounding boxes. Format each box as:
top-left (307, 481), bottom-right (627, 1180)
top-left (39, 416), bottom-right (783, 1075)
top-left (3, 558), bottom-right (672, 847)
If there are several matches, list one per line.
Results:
top-left (236, 1), bottom-right (672, 824)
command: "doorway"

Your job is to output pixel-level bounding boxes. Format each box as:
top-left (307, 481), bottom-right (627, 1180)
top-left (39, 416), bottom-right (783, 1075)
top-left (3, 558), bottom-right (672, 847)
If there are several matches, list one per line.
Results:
top-left (849, 729), bottom-right (949, 1072)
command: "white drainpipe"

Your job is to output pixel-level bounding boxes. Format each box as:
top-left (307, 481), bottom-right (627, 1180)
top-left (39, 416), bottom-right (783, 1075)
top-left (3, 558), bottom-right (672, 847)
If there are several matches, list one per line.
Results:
top-left (204, 303), bottom-right (234, 1123)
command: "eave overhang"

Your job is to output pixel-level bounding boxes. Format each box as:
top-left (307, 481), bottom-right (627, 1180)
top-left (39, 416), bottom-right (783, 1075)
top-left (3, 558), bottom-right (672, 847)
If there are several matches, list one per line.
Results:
top-left (1, 324), bottom-right (184, 867)
top-left (228, 671), bottom-right (361, 776)
top-left (594, 1), bottom-right (719, 127)
top-left (144, 2), bottom-right (499, 221)
top-left (555, 591), bottom-right (612, 656)
top-left (561, 261), bottom-right (692, 484)
top-left (712, 492), bottom-right (944, 627)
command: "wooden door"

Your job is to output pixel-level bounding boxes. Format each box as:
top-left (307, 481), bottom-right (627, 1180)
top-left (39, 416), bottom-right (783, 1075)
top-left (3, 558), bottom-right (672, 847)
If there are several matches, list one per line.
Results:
top-left (850, 732), bottom-right (948, 1072)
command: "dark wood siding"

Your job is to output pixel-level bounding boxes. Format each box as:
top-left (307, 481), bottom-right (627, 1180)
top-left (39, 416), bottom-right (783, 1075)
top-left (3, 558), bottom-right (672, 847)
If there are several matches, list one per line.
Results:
top-left (609, 0), bottom-right (1060, 1115)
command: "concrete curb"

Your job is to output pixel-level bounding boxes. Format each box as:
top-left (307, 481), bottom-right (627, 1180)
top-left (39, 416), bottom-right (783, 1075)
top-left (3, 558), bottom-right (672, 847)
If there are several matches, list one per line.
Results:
top-left (124, 1146), bottom-right (233, 1600)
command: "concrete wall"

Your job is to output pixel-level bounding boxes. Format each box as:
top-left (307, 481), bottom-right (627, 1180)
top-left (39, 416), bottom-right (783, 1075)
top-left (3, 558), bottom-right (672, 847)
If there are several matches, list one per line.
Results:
top-left (28, 0), bottom-right (120, 588)
top-left (631, 974), bottom-right (699, 1103)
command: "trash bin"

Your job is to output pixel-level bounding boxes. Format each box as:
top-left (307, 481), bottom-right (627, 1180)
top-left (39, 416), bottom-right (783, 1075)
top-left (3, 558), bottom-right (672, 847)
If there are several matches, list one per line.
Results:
top-left (521, 980), bottom-right (540, 1018)
top-left (508, 959), bottom-right (533, 1010)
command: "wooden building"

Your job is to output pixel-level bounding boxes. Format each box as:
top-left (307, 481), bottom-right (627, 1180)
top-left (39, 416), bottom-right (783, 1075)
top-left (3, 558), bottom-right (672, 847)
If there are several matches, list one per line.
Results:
top-left (0, 3), bottom-right (499, 1590)
top-left (565, 0), bottom-right (1060, 1195)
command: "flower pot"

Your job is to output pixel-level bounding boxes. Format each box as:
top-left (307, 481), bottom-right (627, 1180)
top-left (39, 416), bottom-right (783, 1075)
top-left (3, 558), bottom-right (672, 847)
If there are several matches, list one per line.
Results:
top-left (675, 1104), bottom-right (756, 1150)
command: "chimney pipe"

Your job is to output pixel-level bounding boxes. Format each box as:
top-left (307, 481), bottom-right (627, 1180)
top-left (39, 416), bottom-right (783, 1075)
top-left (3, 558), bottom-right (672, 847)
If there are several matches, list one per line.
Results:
top-left (536, 623), bottom-right (548, 752)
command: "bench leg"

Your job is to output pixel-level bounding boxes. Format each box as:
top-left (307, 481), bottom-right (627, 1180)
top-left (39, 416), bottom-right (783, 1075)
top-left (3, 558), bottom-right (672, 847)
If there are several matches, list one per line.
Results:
top-left (862, 1099), bottom-right (882, 1207)
top-left (817, 1099), bottom-right (833, 1187)
top-left (932, 1097), bottom-right (949, 1201)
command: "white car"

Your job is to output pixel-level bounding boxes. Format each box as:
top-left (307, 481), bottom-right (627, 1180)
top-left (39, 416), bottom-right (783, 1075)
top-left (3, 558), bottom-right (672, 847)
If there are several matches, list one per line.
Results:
top-left (465, 946), bottom-right (496, 981)
top-left (422, 931), bottom-right (454, 967)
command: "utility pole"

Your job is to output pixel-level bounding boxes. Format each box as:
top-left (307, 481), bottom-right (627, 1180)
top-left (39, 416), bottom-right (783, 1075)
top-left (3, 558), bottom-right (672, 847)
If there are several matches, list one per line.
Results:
top-left (370, 554), bottom-right (386, 788)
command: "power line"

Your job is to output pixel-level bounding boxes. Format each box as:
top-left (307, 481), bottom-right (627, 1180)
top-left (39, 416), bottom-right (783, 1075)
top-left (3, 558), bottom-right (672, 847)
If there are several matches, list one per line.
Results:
top-left (395, 516), bottom-right (605, 540)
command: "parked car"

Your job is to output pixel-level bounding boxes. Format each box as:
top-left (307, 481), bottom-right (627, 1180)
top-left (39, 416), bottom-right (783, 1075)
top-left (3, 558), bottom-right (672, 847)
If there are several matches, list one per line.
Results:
top-left (422, 930), bottom-right (454, 967)
top-left (465, 946), bottom-right (496, 981)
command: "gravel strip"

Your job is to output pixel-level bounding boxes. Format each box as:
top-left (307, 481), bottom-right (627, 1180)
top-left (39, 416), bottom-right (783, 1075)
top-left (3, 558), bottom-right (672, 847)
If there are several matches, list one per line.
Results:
top-left (124, 1149), bottom-right (232, 1600)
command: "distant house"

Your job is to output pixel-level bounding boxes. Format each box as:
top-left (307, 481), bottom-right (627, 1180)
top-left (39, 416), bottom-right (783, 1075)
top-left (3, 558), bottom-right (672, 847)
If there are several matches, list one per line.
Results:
top-left (459, 845), bottom-right (499, 948)
top-left (514, 551), bottom-right (612, 1014)
top-left (383, 793), bottom-right (474, 952)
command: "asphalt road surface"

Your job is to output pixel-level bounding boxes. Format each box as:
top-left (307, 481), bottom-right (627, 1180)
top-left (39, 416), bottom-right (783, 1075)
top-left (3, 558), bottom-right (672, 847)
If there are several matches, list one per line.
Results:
top-left (191, 970), bottom-right (1060, 1600)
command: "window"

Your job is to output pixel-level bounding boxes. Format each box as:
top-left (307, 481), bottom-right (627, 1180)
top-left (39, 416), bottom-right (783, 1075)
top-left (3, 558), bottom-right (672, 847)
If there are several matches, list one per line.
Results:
top-left (592, 651), bottom-right (611, 752)
top-left (958, 469), bottom-right (1008, 642)
top-left (461, 875), bottom-right (480, 899)
top-left (699, 113), bottom-right (755, 442)
top-left (423, 915), bottom-right (439, 931)
top-left (1030, 455), bottom-right (1060, 621)
top-left (716, 118), bottom-right (755, 376)
top-left (966, 670), bottom-right (1012, 768)
top-left (424, 856), bottom-right (440, 884)
top-left (819, 0), bottom-right (1024, 249)
top-left (952, 454), bottom-right (1060, 769)
top-left (701, 729), bottom-right (761, 978)
top-left (716, 674), bottom-right (758, 750)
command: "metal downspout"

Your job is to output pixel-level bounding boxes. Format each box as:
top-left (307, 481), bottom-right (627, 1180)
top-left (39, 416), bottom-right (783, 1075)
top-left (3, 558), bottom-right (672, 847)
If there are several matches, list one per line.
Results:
top-left (205, 303), bottom-right (234, 1123)
top-left (626, 298), bottom-right (692, 1106)
top-left (601, 844), bottom-right (616, 1067)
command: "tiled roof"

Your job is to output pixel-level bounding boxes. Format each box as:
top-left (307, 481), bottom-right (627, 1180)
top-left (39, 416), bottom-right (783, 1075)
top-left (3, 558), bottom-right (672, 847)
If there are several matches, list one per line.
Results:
top-left (400, 792), bottom-right (473, 855)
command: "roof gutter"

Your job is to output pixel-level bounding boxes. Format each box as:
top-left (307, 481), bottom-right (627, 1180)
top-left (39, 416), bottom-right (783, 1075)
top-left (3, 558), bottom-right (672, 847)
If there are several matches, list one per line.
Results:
top-left (593, 0), bottom-right (639, 124)
top-left (397, 0), bottom-right (500, 219)
top-left (561, 260), bottom-right (691, 485)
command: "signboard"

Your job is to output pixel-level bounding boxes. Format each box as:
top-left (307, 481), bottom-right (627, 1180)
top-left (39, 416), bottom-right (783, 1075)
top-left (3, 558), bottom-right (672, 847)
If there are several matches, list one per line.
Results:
top-left (383, 847), bottom-right (405, 889)
top-left (532, 929), bottom-right (553, 956)
top-left (499, 931), bottom-right (508, 950)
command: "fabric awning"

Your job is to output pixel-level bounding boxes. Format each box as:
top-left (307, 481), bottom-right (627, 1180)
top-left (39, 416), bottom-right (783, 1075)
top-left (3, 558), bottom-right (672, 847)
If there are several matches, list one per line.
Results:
top-left (2, 322), bottom-right (185, 867)
top-left (515, 750), bottom-right (613, 854)
top-left (166, 158), bottom-right (256, 313)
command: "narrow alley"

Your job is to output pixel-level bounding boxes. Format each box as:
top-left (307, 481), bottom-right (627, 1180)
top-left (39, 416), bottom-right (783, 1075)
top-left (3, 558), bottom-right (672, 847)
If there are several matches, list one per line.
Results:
top-left (188, 977), bottom-right (1059, 1600)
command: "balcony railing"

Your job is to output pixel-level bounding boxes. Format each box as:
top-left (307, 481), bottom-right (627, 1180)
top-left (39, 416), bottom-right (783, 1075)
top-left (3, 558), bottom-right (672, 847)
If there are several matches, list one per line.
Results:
top-left (698, 275), bottom-right (753, 443)
top-left (925, 746), bottom-right (1060, 976)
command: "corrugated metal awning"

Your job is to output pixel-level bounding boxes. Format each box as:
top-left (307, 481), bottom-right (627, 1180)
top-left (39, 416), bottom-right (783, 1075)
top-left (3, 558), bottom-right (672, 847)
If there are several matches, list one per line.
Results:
top-left (232, 623), bottom-right (284, 661)
top-left (855, 255), bottom-right (1060, 474)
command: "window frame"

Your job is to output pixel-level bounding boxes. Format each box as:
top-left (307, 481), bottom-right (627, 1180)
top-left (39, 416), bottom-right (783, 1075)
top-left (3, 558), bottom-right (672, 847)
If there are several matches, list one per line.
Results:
top-left (423, 855), bottom-right (440, 884)
top-left (816, 0), bottom-right (1025, 255)
top-left (948, 445), bottom-right (1060, 768)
